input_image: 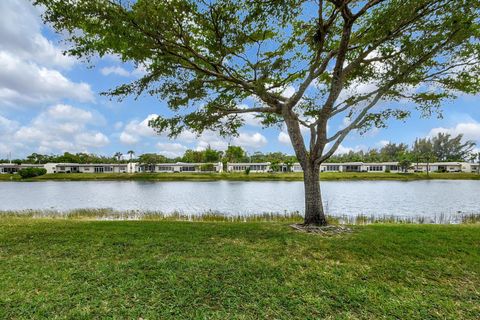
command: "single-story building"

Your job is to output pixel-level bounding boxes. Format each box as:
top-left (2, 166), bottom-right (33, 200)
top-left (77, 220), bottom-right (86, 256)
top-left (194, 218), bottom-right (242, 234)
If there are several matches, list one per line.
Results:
top-left (44, 163), bottom-right (128, 174)
top-left (131, 162), bottom-right (223, 173)
top-left (319, 162), bottom-right (365, 172)
top-left (227, 162), bottom-right (270, 173)
top-left (0, 163), bottom-right (45, 174)
top-left (362, 162), bottom-right (401, 173)
top-left (271, 162), bottom-right (400, 173)
top-left (411, 162), bottom-right (470, 173)
top-left (470, 164), bottom-right (480, 173)
top-left (3, 161), bottom-right (478, 175)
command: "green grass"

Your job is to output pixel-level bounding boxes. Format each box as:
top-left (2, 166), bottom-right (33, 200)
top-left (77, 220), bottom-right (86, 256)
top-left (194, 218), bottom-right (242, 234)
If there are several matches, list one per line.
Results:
top-left (2, 209), bottom-right (480, 224)
top-left (0, 174), bottom-right (20, 181)
top-left (0, 219), bottom-right (478, 319)
top-left (1, 171), bottom-right (480, 181)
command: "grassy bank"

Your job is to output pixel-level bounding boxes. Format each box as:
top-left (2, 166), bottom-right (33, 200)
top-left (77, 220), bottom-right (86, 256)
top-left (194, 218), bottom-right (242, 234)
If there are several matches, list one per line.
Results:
top-left (0, 219), bottom-right (478, 319)
top-left (1, 171), bottom-right (480, 181)
top-left (2, 208), bottom-right (480, 224)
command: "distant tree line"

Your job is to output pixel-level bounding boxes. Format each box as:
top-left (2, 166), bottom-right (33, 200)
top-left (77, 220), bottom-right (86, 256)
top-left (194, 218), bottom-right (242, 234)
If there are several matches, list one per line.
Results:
top-left (1, 152), bottom-right (123, 165)
top-left (2, 146), bottom-right (296, 165)
top-left (2, 133), bottom-right (478, 166)
top-left (326, 133), bottom-right (477, 164)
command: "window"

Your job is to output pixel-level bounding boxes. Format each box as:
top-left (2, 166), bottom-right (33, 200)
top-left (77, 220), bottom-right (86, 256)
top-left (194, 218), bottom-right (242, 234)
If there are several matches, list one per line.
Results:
top-left (345, 165), bottom-right (360, 172)
top-left (368, 166), bottom-right (383, 172)
top-left (94, 167), bottom-right (104, 173)
top-left (326, 165), bottom-right (339, 171)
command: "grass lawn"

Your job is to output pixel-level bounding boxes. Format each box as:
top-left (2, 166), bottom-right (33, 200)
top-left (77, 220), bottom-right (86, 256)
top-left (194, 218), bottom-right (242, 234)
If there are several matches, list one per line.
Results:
top-left (1, 171), bottom-right (480, 181)
top-left (0, 219), bottom-right (478, 319)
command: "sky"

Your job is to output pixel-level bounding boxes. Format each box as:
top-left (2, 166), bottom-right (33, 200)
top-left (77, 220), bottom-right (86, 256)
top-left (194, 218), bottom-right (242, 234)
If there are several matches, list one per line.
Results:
top-left (0, 0), bottom-right (479, 160)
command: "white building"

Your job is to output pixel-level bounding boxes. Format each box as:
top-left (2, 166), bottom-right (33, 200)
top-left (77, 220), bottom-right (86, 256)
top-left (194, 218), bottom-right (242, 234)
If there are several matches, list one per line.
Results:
top-left (130, 162), bottom-right (223, 173)
top-left (44, 163), bottom-right (128, 174)
top-left (470, 163), bottom-right (480, 173)
top-left (319, 162), bottom-right (365, 172)
top-left (44, 162), bottom-right (223, 174)
top-left (2, 161), bottom-right (479, 175)
top-left (227, 162), bottom-right (270, 173)
top-left (362, 162), bottom-right (401, 173)
top-left (411, 162), bottom-right (470, 173)
top-left (0, 163), bottom-right (44, 174)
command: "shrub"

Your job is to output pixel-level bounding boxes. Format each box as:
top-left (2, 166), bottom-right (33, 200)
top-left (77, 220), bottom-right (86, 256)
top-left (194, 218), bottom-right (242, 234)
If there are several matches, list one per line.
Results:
top-left (18, 168), bottom-right (47, 179)
top-left (245, 167), bottom-right (251, 175)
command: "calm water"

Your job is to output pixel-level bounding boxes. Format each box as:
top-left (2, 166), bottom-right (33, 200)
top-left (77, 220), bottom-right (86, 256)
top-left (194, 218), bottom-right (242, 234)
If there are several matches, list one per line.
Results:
top-left (0, 180), bottom-right (478, 218)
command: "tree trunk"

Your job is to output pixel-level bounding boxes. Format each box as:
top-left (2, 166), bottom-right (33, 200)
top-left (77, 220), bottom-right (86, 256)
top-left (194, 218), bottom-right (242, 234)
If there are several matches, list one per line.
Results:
top-left (303, 163), bottom-right (327, 226)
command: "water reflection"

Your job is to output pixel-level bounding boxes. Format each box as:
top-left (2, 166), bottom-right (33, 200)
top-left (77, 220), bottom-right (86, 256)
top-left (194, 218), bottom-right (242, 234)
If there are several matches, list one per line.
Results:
top-left (0, 180), bottom-right (478, 219)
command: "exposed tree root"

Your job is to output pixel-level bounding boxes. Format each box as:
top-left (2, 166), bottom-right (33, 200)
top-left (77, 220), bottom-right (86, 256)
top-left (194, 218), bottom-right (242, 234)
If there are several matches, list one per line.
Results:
top-left (290, 224), bottom-right (353, 236)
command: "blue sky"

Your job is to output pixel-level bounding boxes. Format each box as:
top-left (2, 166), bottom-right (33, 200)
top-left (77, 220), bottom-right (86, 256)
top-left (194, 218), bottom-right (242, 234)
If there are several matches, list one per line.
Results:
top-left (0, 0), bottom-right (479, 159)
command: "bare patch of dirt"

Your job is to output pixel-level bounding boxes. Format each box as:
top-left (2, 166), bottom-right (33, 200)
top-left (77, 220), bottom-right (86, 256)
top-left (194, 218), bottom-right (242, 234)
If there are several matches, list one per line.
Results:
top-left (290, 224), bottom-right (353, 236)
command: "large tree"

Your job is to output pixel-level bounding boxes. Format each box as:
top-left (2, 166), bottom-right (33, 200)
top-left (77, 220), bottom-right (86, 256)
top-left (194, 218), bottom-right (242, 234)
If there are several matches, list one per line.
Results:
top-left (35, 0), bottom-right (480, 225)
top-left (431, 132), bottom-right (476, 161)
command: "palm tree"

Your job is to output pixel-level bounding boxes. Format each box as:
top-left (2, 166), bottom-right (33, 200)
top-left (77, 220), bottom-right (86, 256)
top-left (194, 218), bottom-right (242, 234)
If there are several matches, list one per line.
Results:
top-left (127, 150), bottom-right (135, 161)
top-left (114, 152), bottom-right (123, 161)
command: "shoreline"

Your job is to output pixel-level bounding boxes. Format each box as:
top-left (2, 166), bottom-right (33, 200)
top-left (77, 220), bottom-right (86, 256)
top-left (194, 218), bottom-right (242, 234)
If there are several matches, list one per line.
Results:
top-left (1, 209), bottom-right (479, 224)
top-left (1, 171), bottom-right (480, 182)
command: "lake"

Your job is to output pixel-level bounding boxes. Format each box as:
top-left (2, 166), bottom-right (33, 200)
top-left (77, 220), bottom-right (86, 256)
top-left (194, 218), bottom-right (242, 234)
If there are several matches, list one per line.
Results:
top-left (0, 180), bottom-right (478, 220)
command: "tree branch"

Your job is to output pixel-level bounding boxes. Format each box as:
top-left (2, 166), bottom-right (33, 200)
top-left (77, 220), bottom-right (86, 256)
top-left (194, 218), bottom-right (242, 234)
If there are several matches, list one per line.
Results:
top-left (319, 27), bottom-right (462, 162)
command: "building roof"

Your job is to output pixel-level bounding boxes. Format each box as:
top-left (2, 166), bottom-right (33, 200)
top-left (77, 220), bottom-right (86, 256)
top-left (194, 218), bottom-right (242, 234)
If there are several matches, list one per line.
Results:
top-left (47, 163), bottom-right (127, 167)
top-left (227, 162), bottom-right (270, 165)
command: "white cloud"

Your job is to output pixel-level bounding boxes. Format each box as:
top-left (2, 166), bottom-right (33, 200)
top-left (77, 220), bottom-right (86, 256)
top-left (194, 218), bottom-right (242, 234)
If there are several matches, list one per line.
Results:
top-left (0, 51), bottom-right (94, 107)
top-left (119, 114), bottom-right (159, 145)
top-left (282, 85), bottom-right (296, 98)
top-left (237, 104), bottom-right (263, 127)
top-left (119, 132), bottom-right (139, 145)
top-left (47, 104), bottom-right (94, 121)
top-left (195, 131), bottom-right (229, 151)
top-left (120, 114), bottom-right (268, 151)
top-left (278, 131), bottom-right (291, 145)
top-left (157, 142), bottom-right (188, 158)
top-left (0, 115), bottom-right (20, 135)
top-left (1, 104), bottom-right (109, 155)
top-left (377, 140), bottom-right (390, 147)
top-left (119, 114), bottom-right (223, 149)
top-left (101, 66), bottom-right (131, 77)
top-left (100, 60), bottom-right (149, 78)
top-left (131, 63), bottom-right (148, 77)
top-left (75, 132), bottom-right (109, 148)
top-left (428, 122), bottom-right (480, 142)
top-left (277, 123), bottom-right (309, 147)
top-left (0, 0), bottom-right (74, 69)
top-left (334, 145), bottom-right (354, 155)
top-left (233, 132), bottom-right (268, 149)
top-left (341, 117), bottom-right (352, 129)
top-left (332, 144), bottom-right (366, 155)
top-left (269, 85), bottom-right (296, 98)
top-left (0, 1), bottom-right (95, 107)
